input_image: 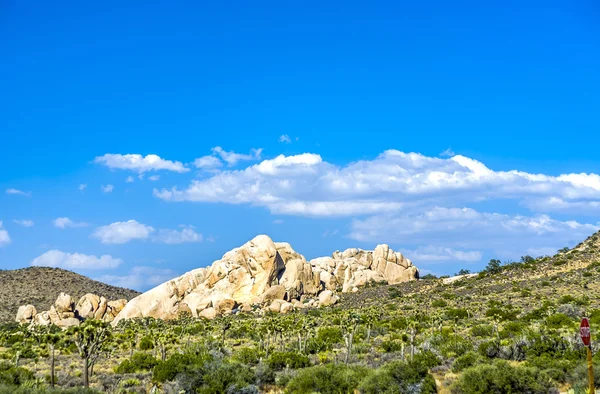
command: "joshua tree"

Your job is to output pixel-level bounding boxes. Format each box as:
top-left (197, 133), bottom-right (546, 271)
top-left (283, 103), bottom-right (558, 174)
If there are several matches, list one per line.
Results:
top-left (69, 320), bottom-right (112, 388)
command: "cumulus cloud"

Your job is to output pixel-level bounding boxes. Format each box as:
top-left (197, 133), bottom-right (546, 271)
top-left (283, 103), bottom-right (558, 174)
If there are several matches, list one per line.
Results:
top-left (153, 150), bottom-right (600, 217)
top-left (6, 188), bottom-right (31, 197)
top-left (92, 220), bottom-right (155, 244)
top-left (125, 176), bottom-right (135, 183)
top-left (154, 225), bottom-right (203, 244)
top-left (0, 221), bottom-right (10, 247)
top-left (148, 175), bottom-right (160, 181)
top-left (193, 155), bottom-right (223, 169)
top-left (96, 266), bottom-right (175, 291)
top-left (31, 250), bottom-right (123, 269)
top-left (279, 134), bottom-right (292, 144)
top-left (13, 219), bottom-right (34, 227)
top-left (78, 184), bottom-right (87, 191)
top-left (94, 153), bottom-right (189, 173)
top-left (211, 146), bottom-right (263, 166)
top-left (101, 184), bottom-right (114, 193)
top-left (53, 217), bottom-right (88, 229)
top-left (349, 207), bottom-right (599, 259)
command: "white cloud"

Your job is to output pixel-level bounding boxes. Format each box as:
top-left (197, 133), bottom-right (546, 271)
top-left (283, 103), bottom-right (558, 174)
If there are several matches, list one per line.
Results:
top-left (153, 150), bottom-right (600, 218)
top-left (279, 134), bottom-right (292, 144)
top-left (272, 219), bottom-right (284, 225)
top-left (92, 220), bottom-right (155, 244)
top-left (31, 250), bottom-right (123, 270)
top-left (53, 217), bottom-right (88, 229)
top-left (148, 175), bottom-right (160, 181)
top-left (211, 146), bottom-right (263, 166)
top-left (154, 225), bottom-right (203, 244)
top-left (404, 246), bottom-right (482, 263)
top-left (78, 184), bottom-right (87, 191)
top-left (13, 219), bottom-right (34, 227)
top-left (349, 207), bottom-right (599, 259)
top-left (0, 221), bottom-right (11, 247)
top-left (6, 188), bottom-right (31, 197)
top-left (440, 148), bottom-right (455, 157)
top-left (94, 153), bottom-right (189, 173)
top-left (102, 184), bottom-right (114, 193)
top-left (193, 155), bottom-right (223, 169)
top-left (96, 266), bottom-right (175, 291)
top-left (125, 176), bottom-right (135, 183)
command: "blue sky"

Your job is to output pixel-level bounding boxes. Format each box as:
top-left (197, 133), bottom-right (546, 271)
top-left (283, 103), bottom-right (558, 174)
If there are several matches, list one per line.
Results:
top-left (1, 1), bottom-right (599, 290)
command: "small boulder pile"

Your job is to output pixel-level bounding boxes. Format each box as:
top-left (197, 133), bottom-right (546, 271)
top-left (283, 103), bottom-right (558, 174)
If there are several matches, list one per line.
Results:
top-left (16, 292), bottom-right (128, 328)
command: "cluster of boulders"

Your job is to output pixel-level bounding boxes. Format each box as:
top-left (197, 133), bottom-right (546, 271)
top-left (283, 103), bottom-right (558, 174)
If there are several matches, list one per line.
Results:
top-left (16, 292), bottom-right (127, 328)
top-left (112, 235), bottom-right (419, 325)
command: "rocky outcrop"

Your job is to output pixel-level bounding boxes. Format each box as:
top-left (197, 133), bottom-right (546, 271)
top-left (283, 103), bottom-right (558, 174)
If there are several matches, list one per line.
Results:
top-left (15, 292), bottom-right (128, 328)
top-left (113, 234), bottom-right (419, 325)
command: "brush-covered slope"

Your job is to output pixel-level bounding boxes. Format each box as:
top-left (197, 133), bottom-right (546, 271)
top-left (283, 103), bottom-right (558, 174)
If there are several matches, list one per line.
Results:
top-left (0, 267), bottom-right (140, 323)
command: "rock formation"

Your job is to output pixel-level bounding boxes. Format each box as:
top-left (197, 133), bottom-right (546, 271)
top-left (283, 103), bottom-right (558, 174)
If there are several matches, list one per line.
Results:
top-left (15, 292), bottom-right (128, 328)
top-left (113, 234), bottom-right (419, 325)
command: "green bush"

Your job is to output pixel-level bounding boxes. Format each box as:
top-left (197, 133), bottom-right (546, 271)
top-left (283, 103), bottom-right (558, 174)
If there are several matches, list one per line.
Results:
top-left (451, 360), bottom-right (557, 394)
top-left (138, 336), bottom-right (154, 350)
top-left (453, 351), bottom-right (479, 372)
top-left (307, 327), bottom-right (343, 353)
top-left (446, 308), bottom-right (469, 320)
top-left (546, 313), bottom-right (574, 329)
top-left (233, 346), bottom-right (263, 365)
top-left (115, 352), bottom-right (159, 374)
top-left (432, 299), bottom-right (448, 308)
top-left (267, 351), bottom-right (310, 371)
top-left (286, 364), bottom-right (370, 394)
top-left (470, 324), bottom-right (493, 338)
top-left (0, 362), bottom-right (34, 386)
top-left (360, 355), bottom-right (438, 394)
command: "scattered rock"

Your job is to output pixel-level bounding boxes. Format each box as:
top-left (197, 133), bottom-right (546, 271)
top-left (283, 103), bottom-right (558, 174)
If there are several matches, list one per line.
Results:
top-left (199, 307), bottom-right (217, 320)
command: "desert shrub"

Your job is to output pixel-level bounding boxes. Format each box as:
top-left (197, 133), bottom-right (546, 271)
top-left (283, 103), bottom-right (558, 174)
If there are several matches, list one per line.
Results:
top-left (485, 307), bottom-right (518, 322)
top-left (388, 287), bottom-right (402, 299)
top-left (115, 352), bottom-right (159, 374)
top-left (451, 360), bottom-right (557, 394)
top-left (431, 300), bottom-right (448, 308)
top-left (138, 336), bottom-right (154, 350)
top-left (546, 313), bottom-right (574, 329)
top-left (470, 324), bottom-right (493, 338)
top-left (499, 322), bottom-right (525, 339)
top-left (307, 326), bottom-right (343, 353)
top-left (267, 351), bottom-right (310, 371)
top-left (177, 361), bottom-right (255, 394)
top-left (446, 308), bottom-right (468, 320)
top-left (286, 364), bottom-right (370, 394)
top-left (453, 351), bottom-right (479, 372)
top-left (0, 362), bottom-right (34, 386)
top-left (232, 347), bottom-right (262, 365)
top-left (381, 339), bottom-right (403, 353)
top-left (153, 349), bottom-right (212, 383)
top-left (360, 354), bottom-right (438, 394)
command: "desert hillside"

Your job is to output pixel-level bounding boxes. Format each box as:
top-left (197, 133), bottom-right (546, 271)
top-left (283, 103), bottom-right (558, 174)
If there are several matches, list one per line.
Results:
top-left (0, 267), bottom-right (140, 323)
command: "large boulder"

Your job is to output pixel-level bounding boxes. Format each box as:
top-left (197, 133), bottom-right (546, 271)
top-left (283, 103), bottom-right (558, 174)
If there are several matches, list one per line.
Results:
top-left (54, 293), bottom-right (74, 313)
top-left (260, 285), bottom-right (287, 304)
top-left (318, 290), bottom-right (339, 307)
top-left (15, 305), bottom-right (37, 324)
top-left (75, 294), bottom-right (100, 319)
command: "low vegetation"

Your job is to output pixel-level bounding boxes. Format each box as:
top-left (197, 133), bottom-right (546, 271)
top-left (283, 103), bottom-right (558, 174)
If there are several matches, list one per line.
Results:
top-left (1, 231), bottom-right (600, 393)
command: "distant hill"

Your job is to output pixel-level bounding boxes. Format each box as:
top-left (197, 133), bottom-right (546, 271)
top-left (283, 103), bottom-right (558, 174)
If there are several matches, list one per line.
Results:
top-left (0, 267), bottom-right (140, 323)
